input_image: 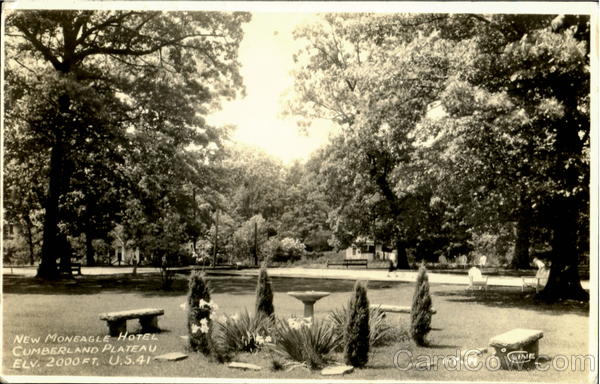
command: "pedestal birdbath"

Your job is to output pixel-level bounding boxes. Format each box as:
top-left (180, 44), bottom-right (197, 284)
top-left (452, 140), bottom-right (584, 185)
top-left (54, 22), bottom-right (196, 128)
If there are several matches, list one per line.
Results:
top-left (287, 291), bottom-right (330, 318)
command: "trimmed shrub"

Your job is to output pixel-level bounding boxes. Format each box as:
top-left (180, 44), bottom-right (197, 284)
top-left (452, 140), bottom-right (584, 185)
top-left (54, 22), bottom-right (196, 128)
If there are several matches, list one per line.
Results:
top-left (344, 281), bottom-right (370, 368)
top-left (410, 264), bottom-right (433, 346)
top-left (271, 317), bottom-right (337, 370)
top-left (330, 305), bottom-right (395, 350)
top-left (187, 272), bottom-right (214, 355)
top-left (255, 264), bottom-right (274, 317)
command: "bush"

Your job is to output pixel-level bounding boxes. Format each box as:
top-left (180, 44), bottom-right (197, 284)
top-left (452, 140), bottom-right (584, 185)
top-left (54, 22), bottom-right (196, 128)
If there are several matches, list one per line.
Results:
top-left (410, 264), bottom-right (432, 346)
top-left (344, 281), bottom-right (370, 368)
top-left (187, 272), bottom-right (214, 355)
top-left (212, 309), bottom-right (273, 354)
top-left (255, 264), bottom-right (275, 317)
top-left (271, 317), bottom-right (337, 370)
top-left (266, 237), bottom-right (306, 263)
top-left (330, 305), bottom-right (395, 349)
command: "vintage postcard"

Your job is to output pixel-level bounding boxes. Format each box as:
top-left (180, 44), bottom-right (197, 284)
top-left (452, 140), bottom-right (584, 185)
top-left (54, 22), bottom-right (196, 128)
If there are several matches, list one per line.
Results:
top-left (1, 1), bottom-right (597, 383)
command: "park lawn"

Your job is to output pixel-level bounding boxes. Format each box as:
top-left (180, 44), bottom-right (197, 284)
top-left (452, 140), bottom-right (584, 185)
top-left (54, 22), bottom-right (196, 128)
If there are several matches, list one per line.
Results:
top-left (2, 273), bottom-right (591, 382)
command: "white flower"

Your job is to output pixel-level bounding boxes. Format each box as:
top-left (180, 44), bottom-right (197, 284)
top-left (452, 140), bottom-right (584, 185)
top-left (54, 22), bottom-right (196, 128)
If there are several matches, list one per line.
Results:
top-left (218, 314), bottom-right (228, 323)
top-left (179, 302), bottom-right (187, 310)
top-left (287, 318), bottom-right (301, 330)
top-left (256, 335), bottom-right (265, 344)
top-left (265, 336), bottom-right (272, 343)
top-left (191, 324), bottom-right (200, 334)
top-left (199, 299), bottom-right (210, 308)
top-left (231, 313), bottom-right (240, 322)
top-left (199, 318), bottom-right (210, 334)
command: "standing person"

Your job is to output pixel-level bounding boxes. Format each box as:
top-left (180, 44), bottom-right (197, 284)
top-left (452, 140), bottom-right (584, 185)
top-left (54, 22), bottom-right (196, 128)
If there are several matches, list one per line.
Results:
top-left (387, 258), bottom-right (398, 277)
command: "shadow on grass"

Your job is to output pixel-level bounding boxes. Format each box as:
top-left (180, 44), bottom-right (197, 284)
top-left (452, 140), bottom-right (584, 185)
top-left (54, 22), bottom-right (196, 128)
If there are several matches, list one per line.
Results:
top-left (434, 287), bottom-right (589, 316)
top-left (2, 274), bottom-right (405, 298)
top-left (422, 343), bottom-right (460, 349)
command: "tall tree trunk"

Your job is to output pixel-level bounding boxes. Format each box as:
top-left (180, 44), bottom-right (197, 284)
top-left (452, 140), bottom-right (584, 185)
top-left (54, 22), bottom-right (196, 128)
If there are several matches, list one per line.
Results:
top-left (38, 93), bottom-right (74, 279)
top-left (37, 138), bottom-right (64, 280)
top-left (396, 239), bottom-right (409, 269)
top-left (512, 193), bottom-right (532, 269)
top-left (538, 196), bottom-right (588, 301)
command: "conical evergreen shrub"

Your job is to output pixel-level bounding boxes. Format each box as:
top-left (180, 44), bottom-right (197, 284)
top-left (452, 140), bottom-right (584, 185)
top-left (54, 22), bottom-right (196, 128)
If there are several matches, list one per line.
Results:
top-left (344, 280), bottom-right (370, 367)
top-left (410, 264), bottom-right (432, 346)
top-left (187, 271), bottom-right (212, 355)
top-left (255, 263), bottom-right (274, 317)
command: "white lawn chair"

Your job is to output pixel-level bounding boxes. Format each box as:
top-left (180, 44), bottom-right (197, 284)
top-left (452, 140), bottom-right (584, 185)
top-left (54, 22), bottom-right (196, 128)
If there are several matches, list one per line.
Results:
top-left (521, 266), bottom-right (550, 293)
top-left (477, 255), bottom-right (487, 268)
top-left (457, 255), bottom-right (468, 269)
top-left (468, 266), bottom-right (488, 291)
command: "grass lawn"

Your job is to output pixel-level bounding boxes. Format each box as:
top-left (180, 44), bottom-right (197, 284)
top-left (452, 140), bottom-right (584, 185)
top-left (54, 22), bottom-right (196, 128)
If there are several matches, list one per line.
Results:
top-left (2, 272), bottom-right (591, 382)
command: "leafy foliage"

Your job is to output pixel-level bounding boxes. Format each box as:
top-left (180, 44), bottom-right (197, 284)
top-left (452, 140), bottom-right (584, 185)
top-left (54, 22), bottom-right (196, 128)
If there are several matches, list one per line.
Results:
top-left (265, 237), bottom-right (306, 263)
top-left (4, 10), bottom-right (251, 279)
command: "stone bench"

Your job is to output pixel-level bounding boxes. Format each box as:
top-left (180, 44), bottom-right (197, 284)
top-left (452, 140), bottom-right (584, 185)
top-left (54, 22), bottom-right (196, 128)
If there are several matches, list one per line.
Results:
top-left (370, 304), bottom-right (437, 315)
top-left (100, 308), bottom-right (164, 336)
top-left (489, 328), bottom-right (543, 369)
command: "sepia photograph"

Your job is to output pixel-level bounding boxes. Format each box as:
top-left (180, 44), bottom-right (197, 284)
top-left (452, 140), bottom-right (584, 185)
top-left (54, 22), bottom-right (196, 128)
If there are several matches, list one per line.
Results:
top-left (1, 1), bottom-right (597, 383)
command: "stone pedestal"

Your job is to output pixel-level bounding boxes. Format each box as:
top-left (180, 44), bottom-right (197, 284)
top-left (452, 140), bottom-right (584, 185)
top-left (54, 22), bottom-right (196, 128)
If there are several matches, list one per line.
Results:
top-left (287, 291), bottom-right (330, 319)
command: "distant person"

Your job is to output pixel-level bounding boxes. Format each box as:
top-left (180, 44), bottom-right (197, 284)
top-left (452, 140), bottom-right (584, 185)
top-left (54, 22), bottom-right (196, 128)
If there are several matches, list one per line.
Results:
top-left (387, 259), bottom-right (398, 277)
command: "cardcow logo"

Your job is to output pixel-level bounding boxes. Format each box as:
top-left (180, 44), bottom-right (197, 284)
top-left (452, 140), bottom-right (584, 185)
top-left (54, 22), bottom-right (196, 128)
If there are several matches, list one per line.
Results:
top-left (506, 350), bottom-right (536, 364)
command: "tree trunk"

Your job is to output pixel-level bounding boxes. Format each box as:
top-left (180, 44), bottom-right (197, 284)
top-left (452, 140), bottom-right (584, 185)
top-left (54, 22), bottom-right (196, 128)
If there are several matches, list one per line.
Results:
top-left (37, 139), bottom-right (64, 280)
top-left (37, 94), bottom-right (71, 280)
top-left (512, 194), bottom-right (532, 269)
top-left (23, 214), bottom-right (35, 266)
top-left (396, 239), bottom-right (409, 269)
top-left (538, 197), bottom-right (588, 302)
top-left (85, 231), bottom-right (95, 266)
top-left (58, 233), bottom-right (72, 275)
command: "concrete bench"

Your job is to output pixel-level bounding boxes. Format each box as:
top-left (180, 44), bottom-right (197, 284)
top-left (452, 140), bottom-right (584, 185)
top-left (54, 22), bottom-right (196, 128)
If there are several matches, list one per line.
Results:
top-left (100, 308), bottom-right (164, 336)
top-left (59, 262), bottom-right (81, 275)
top-left (489, 328), bottom-right (543, 369)
top-left (370, 304), bottom-right (437, 315)
top-left (327, 259), bottom-right (368, 269)
top-left (70, 263), bottom-right (82, 275)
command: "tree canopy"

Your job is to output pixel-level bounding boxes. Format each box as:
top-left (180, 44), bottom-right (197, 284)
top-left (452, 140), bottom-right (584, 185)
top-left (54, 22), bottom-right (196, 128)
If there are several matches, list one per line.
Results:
top-left (4, 10), bottom-right (251, 278)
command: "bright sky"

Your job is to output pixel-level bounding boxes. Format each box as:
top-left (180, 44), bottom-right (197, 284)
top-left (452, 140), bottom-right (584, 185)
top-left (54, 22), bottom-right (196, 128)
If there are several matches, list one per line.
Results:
top-left (207, 13), bottom-right (334, 164)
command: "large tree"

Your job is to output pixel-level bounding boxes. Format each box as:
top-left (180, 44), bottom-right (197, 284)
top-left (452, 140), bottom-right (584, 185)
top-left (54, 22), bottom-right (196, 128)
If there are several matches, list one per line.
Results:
top-left (5, 10), bottom-right (250, 279)
top-left (422, 14), bottom-right (590, 300)
top-left (288, 14), bottom-right (461, 268)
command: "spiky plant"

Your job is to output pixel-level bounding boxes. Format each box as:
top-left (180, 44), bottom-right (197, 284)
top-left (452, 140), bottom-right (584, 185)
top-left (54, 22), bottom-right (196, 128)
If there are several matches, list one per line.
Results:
top-left (255, 263), bottom-right (274, 317)
top-left (344, 280), bottom-right (370, 367)
top-left (271, 317), bottom-right (337, 370)
top-left (410, 264), bottom-right (433, 346)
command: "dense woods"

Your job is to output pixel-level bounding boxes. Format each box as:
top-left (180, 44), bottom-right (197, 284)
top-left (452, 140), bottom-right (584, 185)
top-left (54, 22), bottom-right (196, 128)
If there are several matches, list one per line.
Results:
top-left (4, 11), bottom-right (590, 301)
